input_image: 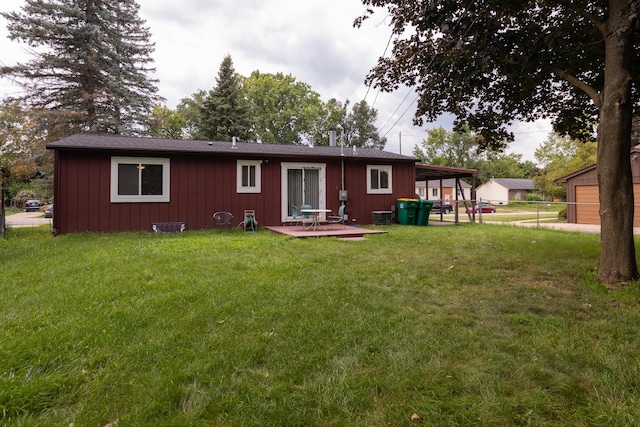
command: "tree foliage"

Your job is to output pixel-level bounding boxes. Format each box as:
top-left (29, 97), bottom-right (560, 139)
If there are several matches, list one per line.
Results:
top-left (342, 100), bottom-right (387, 149)
top-left (147, 105), bottom-right (187, 140)
top-left (413, 125), bottom-right (476, 167)
top-left (196, 55), bottom-right (253, 141)
top-left (357, 0), bottom-right (639, 283)
top-left (534, 134), bottom-right (598, 199)
top-left (1, 0), bottom-right (162, 137)
top-left (243, 71), bottom-right (324, 144)
top-left (413, 125), bottom-right (535, 185)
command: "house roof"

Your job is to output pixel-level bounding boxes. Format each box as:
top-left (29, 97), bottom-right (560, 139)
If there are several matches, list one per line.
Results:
top-left (554, 164), bottom-right (596, 183)
top-left (46, 133), bottom-right (418, 162)
top-left (415, 178), bottom-right (472, 188)
top-left (490, 178), bottom-right (537, 190)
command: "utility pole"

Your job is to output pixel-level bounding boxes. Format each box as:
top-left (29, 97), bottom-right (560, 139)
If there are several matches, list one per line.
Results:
top-left (399, 131), bottom-right (402, 155)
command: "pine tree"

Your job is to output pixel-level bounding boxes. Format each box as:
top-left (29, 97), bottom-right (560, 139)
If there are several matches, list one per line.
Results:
top-left (1, 0), bottom-right (162, 137)
top-left (197, 55), bottom-right (253, 141)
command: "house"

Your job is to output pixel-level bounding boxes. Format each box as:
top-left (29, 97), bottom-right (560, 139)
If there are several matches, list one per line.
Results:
top-left (555, 146), bottom-right (640, 226)
top-left (46, 134), bottom-right (418, 234)
top-left (415, 178), bottom-right (472, 204)
top-left (475, 178), bottom-right (538, 205)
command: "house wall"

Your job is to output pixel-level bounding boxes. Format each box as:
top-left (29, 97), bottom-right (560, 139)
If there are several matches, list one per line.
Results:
top-left (53, 150), bottom-right (415, 234)
top-left (475, 180), bottom-right (508, 204)
top-left (415, 182), bottom-right (472, 202)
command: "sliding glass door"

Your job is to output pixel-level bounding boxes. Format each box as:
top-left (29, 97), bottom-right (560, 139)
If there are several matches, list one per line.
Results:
top-left (281, 163), bottom-right (326, 220)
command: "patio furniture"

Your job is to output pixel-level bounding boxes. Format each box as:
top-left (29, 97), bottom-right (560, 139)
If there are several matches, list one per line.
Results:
top-left (300, 207), bottom-right (332, 231)
top-left (327, 205), bottom-right (348, 228)
top-left (213, 211), bottom-right (234, 229)
top-left (285, 205), bottom-right (305, 226)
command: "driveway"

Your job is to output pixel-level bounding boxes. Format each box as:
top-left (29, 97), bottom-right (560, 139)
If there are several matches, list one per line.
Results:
top-left (5, 211), bottom-right (52, 228)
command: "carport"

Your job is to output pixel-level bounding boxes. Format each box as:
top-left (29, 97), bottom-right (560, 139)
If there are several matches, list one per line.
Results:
top-left (415, 164), bottom-right (478, 224)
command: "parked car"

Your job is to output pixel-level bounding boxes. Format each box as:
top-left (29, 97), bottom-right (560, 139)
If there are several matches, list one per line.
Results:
top-left (44, 204), bottom-right (54, 218)
top-left (431, 200), bottom-right (453, 214)
top-left (24, 199), bottom-right (42, 212)
top-left (467, 202), bottom-right (496, 214)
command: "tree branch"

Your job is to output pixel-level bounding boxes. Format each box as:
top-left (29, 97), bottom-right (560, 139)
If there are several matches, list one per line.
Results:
top-left (553, 0), bottom-right (607, 37)
top-left (552, 68), bottom-right (602, 109)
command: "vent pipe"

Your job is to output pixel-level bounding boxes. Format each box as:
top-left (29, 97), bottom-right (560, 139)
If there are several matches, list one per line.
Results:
top-left (232, 136), bottom-right (237, 149)
top-left (329, 129), bottom-right (336, 147)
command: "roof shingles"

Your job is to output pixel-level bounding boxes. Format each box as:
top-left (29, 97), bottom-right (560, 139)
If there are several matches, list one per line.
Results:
top-left (47, 134), bottom-right (417, 162)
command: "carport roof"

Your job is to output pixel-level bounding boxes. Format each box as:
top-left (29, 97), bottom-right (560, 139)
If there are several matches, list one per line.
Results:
top-left (415, 164), bottom-right (477, 181)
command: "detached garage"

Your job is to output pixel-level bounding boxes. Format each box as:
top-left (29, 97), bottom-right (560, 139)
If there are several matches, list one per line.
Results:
top-left (556, 146), bottom-right (640, 226)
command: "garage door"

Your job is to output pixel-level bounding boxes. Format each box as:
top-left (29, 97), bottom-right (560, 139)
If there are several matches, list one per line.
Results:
top-left (576, 185), bottom-right (600, 224)
top-left (576, 184), bottom-right (640, 226)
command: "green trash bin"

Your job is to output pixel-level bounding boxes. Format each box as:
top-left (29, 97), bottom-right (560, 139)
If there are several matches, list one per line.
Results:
top-left (416, 199), bottom-right (434, 226)
top-left (396, 198), bottom-right (419, 225)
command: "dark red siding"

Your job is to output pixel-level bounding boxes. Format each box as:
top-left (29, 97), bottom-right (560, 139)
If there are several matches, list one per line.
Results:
top-left (53, 150), bottom-right (416, 234)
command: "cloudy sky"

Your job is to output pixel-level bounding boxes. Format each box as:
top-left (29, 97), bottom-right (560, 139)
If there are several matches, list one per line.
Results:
top-left (0, 0), bottom-right (551, 161)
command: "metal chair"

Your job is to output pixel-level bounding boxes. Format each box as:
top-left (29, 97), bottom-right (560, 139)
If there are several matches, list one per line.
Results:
top-left (213, 211), bottom-right (233, 229)
top-left (327, 205), bottom-right (347, 228)
top-left (286, 205), bottom-right (305, 226)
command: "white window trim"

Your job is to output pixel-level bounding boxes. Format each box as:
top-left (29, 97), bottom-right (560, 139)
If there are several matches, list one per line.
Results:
top-left (110, 156), bottom-right (170, 203)
top-left (237, 160), bottom-right (262, 194)
top-left (367, 165), bottom-right (393, 194)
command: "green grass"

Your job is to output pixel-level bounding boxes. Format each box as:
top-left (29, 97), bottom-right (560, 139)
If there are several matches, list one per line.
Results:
top-left (2, 225), bottom-right (640, 426)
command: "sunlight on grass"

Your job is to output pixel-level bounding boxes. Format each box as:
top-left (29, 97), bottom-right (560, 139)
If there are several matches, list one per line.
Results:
top-left (1, 225), bottom-right (640, 425)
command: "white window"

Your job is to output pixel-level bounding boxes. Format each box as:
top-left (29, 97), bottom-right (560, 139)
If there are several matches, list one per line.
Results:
top-left (110, 157), bottom-right (170, 203)
top-left (237, 160), bottom-right (262, 193)
top-left (367, 165), bottom-right (392, 194)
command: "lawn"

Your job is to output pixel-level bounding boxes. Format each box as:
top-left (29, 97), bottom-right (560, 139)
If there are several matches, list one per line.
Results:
top-left (1, 225), bottom-right (640, 426)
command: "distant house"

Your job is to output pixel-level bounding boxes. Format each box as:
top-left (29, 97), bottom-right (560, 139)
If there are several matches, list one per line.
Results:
top-left (475, 178), bottom-right (538, 204)
top-left (415, 178), bottom-right (472, 203)
top-left (46, 134), bottom-right (418, 234)
top-left (556, 146), bottom-right (640, 226)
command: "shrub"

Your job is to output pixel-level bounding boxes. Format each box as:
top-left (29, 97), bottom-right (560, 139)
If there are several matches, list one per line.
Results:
top-left (558, 207), bottom-right (567, 220)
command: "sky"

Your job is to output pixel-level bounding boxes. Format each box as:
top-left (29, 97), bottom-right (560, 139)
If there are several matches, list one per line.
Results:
top-left (0, 0), bottom-right (552, 161)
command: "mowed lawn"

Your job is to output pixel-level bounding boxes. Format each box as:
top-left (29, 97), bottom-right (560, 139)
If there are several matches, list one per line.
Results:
top-left (1, 225), bottom-right (640, 426)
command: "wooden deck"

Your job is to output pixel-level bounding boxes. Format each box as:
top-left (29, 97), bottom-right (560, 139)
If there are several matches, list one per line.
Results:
top-left (264, 224), bottom-right (387, 239)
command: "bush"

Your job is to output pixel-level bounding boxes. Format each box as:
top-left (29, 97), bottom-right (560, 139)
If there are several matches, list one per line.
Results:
top-left (525, 193), bottom-right (543, 202)
top-left (558, 207), bottom-right (567, 220)
top-left (14, 189), bottom-right (37, 207)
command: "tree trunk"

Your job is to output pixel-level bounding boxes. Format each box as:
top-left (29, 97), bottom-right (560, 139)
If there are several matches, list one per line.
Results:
top-left (597, 0), bottom-right (638, 283)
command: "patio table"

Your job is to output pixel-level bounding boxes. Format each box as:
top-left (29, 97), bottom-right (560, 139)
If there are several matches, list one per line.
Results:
top-left (300, 208), bottom-right (332, 231)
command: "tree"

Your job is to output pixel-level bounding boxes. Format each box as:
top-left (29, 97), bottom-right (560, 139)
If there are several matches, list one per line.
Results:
top-left (308, 98), bottom-right (347, 146)
top-left (534, 134), bottom-right (598, 199)
top-left (342, 100), bottom-right (387, 149)
top-left (413, 125), bottom-right (477, 167)
top-left (1, 0), bottom-right (162, 137)
top-left (243, 71), bottom-right (324, 144)
top-left (177, 90), bottom-right (207, 140)
top-left (147, 105), bottom-right (187, 140)
top-left (476, 152), bottom-right (537, 184)
top-left (197, 55), bottom-right (254, 141)
top-left (357, 0), bottom-right (639, 283)
top-left (0, 101), bottom-right (52, 194)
